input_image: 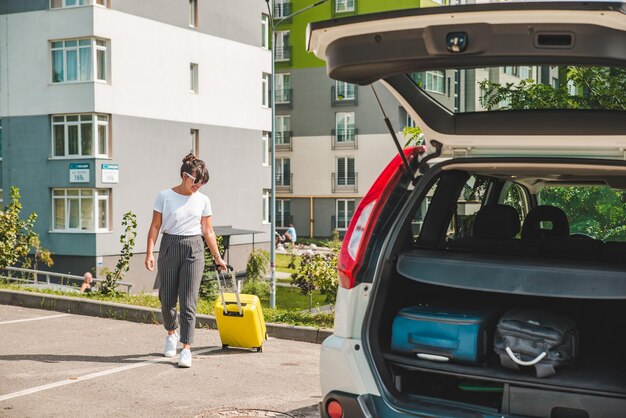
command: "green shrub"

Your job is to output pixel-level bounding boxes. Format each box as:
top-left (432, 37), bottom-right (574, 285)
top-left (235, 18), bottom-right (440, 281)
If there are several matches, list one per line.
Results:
top-left (242, 279), bottom-right (270, 299)
top-left (246, 248), bottom-right (269, 282)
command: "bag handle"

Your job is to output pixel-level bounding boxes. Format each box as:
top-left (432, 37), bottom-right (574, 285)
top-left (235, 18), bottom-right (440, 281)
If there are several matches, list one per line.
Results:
top-left (505, 347), bottom-right (547, 366)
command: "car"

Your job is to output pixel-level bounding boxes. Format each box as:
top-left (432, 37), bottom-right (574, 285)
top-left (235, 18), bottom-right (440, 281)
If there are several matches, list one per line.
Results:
top-left (307, 2), bottom-right (626, 417)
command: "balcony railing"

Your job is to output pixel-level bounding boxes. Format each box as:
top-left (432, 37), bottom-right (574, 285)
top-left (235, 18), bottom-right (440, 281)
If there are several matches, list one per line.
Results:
top-left (276, 173), bottom-right (293, 193)
top-left (275, 131), bottom-right (293, 151)
top-left (273, 2), bottom-right (292, 20)
top-left (332, 172), bottom-right (358, 193)
top-left (275, 88), bottom-right (293, 108)
top-left (274, 46), bottom-right (292, 64)
top-left (331, 86), bottom-right (358, 106)
top-left (331, 0), bottom-right (357, 17)
top-left (331, 128), bottom-right (358, 150)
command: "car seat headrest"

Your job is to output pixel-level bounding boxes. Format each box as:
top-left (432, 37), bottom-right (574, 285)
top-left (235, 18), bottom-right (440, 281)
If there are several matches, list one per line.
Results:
top-left (521, 205), bottom-right (570, 240)
top-left (473, 204), bottom-right (521, 240)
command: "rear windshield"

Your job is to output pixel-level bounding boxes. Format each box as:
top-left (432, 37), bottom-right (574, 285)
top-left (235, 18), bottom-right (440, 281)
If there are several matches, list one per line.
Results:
top-left (408, 65), bottom-right (626, 114)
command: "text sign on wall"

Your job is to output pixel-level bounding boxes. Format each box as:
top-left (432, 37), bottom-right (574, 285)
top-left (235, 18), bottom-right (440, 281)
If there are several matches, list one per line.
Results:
top-left (102, 164), bottom-right (119, 184)
top-left (69, 163), bottom-right (90, 183)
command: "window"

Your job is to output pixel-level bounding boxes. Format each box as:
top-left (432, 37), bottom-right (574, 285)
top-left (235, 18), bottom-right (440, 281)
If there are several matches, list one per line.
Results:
top-left (519, 66), bottom-right (533, 80)
top-left (50, 0), bottom-right (108, 8)
top-left (0, 118), bottom-right (3, 159)
top-left (189, 0), bottom-right (198, 28)
top-left (52, 189), bottom-right (110, 231)
top-left (275, 31), bottom-right (290, 62)
top-left (335, 112), bottom-right (355, 143)
top-left (190, 129), bottom-right (199, 155)
top-left (51, 38), bottom-right (108, 83)
top-left (406, 112), bottom-right (416, 128)
top-left (567, 79), bottom-right (577, 96)
top-left (335, 0), bottom-right (355, 13)
top-left (275, 115), bottom-right (290, 145)
top-left (336, 156), bottom-right (355, 186)
top-left (425, 71), bottom-right (445, 94)
top-left (262, 131), bottom-right (270, 166)
top-left (276, 199), bottom-right (291, 228)
top-left (335, 81), bottom-right (355, 101)
top-left (275, 0), bottom-right (291, 18)
top-left (52, 114), bottom-right (109, 157)
top-left (275, 158), bottom-right (291, 186)
top-left (276, 73), bottom-right (291, 104)
top-left (0, 190), bottom-right (3, 205)
top-left (551, 77), bottom-right (559, 89)
top-left (190, 63), bottom-right (198, 93)
top-left (261, 14), bottom-right (269, 49)
top-left (262, 189), bottom-right (271, 224)
top-left (336, 199), bottom-right (355, 230)
top-left (262, 73), bottom-right (270, 107)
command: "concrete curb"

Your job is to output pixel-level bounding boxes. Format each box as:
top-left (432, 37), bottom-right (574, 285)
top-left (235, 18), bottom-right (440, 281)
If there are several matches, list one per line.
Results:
top-left (0, 289), bottom-right (332, 345)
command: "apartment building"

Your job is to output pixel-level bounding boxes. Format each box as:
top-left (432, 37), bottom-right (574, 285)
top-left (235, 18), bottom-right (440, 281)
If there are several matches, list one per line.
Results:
top-left (0, 0), bottom-right (272, 291)
top-left (272, 0), bottom-right (559, 238)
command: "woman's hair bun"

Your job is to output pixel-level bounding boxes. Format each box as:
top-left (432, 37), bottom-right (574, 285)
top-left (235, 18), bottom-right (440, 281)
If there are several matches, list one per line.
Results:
top-left (183, 153), bottom-right (196, 164)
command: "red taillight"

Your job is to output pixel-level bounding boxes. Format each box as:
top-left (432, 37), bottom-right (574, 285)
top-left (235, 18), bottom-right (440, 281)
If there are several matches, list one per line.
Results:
top-left (338, 146), bottom-right (425, 289)
top-left (327, 400), bottom-right (343, 418)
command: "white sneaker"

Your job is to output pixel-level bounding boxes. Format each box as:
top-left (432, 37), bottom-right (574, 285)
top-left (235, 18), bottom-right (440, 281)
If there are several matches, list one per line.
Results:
top-left (164, 332), bottom-right (178, 358)
top-left (178, 348), bottom-right (192, 368)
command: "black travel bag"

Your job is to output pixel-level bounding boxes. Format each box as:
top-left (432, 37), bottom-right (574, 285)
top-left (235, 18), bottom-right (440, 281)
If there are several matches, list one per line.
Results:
top-left (494, 309), bottom-right (579, 378)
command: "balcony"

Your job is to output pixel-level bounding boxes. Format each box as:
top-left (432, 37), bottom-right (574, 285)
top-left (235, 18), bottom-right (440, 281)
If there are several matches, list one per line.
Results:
top-left (275, 88), bottom-right (293, 109)
top-left (331, 86), bottom-right (358, 106)
top-left (275, 131), bottom-right (293, 151)
top-left (331, 0), bottom-right (357, 17)
top-left (332, 173), bottom-right (358, 193)
top-left (331, 128), bottom-right (358, 150)
top-left (276, 173), bottom-right (293, 193)
top-left (274, 46), bottom-right (292, 64)
top-left (274, 2), bottom-right (292, 22)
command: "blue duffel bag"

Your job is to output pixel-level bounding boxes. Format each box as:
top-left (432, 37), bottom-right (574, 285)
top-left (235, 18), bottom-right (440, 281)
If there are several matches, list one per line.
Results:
top-left (391, 304), bottom-right (500, 364)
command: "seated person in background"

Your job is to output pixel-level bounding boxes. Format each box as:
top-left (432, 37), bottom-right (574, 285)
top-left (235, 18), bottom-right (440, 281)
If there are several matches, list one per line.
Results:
top-left (284, 223), bottom-right (297, 244)
top-left (80, 272), bottom-right (94, 292)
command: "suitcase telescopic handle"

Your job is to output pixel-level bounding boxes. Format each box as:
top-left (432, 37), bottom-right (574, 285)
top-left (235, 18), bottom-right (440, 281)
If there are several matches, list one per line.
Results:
top-left (505, 347), bottom-right (547, 366)
top-left (216, 265), bottom-right (242, 316)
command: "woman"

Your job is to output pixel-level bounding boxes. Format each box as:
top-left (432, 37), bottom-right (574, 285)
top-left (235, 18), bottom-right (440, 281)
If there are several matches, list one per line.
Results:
top-left (145, 153), bottom-right (227, 368)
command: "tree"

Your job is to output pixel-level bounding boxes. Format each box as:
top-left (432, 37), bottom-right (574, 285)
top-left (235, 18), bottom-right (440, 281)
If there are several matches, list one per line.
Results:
top-left (291, 250), bottom-right (338, 310)
top-left (99, 212), bottom-right (137, 295)
top-left (478, 66), bottom-right (626, 240)
top-left (0, 186), bottom-right (53, 271)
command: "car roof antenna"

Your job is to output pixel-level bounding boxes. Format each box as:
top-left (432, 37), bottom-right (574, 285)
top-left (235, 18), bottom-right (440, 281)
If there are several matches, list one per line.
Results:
top-left (370, 84), bottom-right (416, 181)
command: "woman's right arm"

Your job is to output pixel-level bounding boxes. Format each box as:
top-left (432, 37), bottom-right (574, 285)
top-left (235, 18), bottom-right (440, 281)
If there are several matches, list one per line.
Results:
top-left (145, 210), bottom-right (162, 271)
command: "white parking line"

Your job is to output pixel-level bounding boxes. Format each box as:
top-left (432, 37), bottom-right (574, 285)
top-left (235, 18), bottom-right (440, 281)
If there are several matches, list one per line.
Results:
top-left (0, 314), bottom-right (70, 325)
top-left (0, 347), bottom-right (220, 402)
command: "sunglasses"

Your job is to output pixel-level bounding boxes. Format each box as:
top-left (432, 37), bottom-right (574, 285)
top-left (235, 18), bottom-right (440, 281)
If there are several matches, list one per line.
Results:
top-left (184, 172), bottom-right (206, 185)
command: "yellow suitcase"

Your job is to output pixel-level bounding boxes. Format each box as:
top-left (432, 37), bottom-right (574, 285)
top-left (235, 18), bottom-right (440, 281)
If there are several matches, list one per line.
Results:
top-left (214, 271), bottom-right (267, 352)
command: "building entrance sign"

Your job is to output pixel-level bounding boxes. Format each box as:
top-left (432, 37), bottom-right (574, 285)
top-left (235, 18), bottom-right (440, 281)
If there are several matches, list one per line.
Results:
top-left (69, 163), bottom-right (90, 183)
top-left (101, 164), bottom-right (119, 183)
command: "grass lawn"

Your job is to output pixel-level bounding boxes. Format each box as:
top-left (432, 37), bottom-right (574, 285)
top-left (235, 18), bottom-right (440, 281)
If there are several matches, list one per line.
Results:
top-left (275, 253), bottom-right (301, 275)
top-left (261, 285), bottom-right (329, 311)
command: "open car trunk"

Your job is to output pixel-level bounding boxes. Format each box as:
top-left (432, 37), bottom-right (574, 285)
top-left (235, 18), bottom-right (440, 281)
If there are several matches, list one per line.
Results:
top-left (364, 160), bottom-right (626, 416)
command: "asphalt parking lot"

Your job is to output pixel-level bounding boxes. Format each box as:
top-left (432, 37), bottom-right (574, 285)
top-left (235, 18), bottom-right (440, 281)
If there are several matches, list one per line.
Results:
top-left (0, 304), bottom-right (322, 418)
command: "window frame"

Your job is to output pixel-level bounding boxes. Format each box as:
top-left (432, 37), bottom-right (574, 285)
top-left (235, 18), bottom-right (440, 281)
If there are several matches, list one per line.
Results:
top-left (0, 118), bottom-right (3, 160)
top-left (262, 73), bottom-right (270, 107)
top-left (51, 38), bottom-right (109, 83)
top-left (50, 0), bottom-right (109, 9)
top-left (424, 70), bottom-right (445, 94)
top-left (335, 0), bottom-right (355, 13)
top-left (262, 189), bottom-right (271, 224)
top-left (189, 0), bottom-right (198, 28)
top-left (336, 199), bottom-right (355, 231)
top-left (275, 73), bottom-right (291, 104)
top-left (51, 113), bottom-right (110, 158)
top-left (190, 63), bottom-right (199, 93)
top-left (262, 131), bottom-right (270, 166)
top-left (261, 14), bottom-right (269, 49)
top-left (51, 188), bottom-right (110, 232)
top-left (336, 156), bottom-right (355, 186)
top-left (190, 129), bottom-right (199, 155)
top-left (335, 112), bottom-right (355, 143)
top-left (275, 158), bottom-right (291, 186)
top-left (335, 81), bottom-right (355, 101)
top-left (275, 31), bottom-right (290, 62)
top-left (276, 199), bottom-right (291, 228)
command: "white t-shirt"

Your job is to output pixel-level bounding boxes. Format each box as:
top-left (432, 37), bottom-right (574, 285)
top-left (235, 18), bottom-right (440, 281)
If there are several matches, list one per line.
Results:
top-left (153, 189), bottom-right (212, 236)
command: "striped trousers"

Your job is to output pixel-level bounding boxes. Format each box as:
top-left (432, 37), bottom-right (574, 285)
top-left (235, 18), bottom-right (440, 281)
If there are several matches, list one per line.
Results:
top-left (157, 233), bottom-right (205, 345)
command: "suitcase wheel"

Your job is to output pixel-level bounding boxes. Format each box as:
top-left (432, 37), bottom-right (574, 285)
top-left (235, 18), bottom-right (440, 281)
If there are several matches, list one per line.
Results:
top-left (256, 346), bottom-right (263, 353)
top-left (222, 344), bottom-right (228, 350)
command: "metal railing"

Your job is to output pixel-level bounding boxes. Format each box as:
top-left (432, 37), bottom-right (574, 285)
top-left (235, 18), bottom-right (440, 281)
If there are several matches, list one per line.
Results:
top-left (274, 2), bottom-right (292, 20)
top-left (331, 85), bottom-right (358, 106)
top-left (331, 128), bottom-right (358, 149)
top-left (0, 266), bottom-right (133, 294)
top-left (332, 172), bottom-right (358, 193)
top-left (275, 131), bottom-right (293, 151)
top-left (276, 173), bottom-right (293, 193)
top-left (275, 88), bottom-right (293, 108)
top-left (274, 46), bottom-right (292, 64)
